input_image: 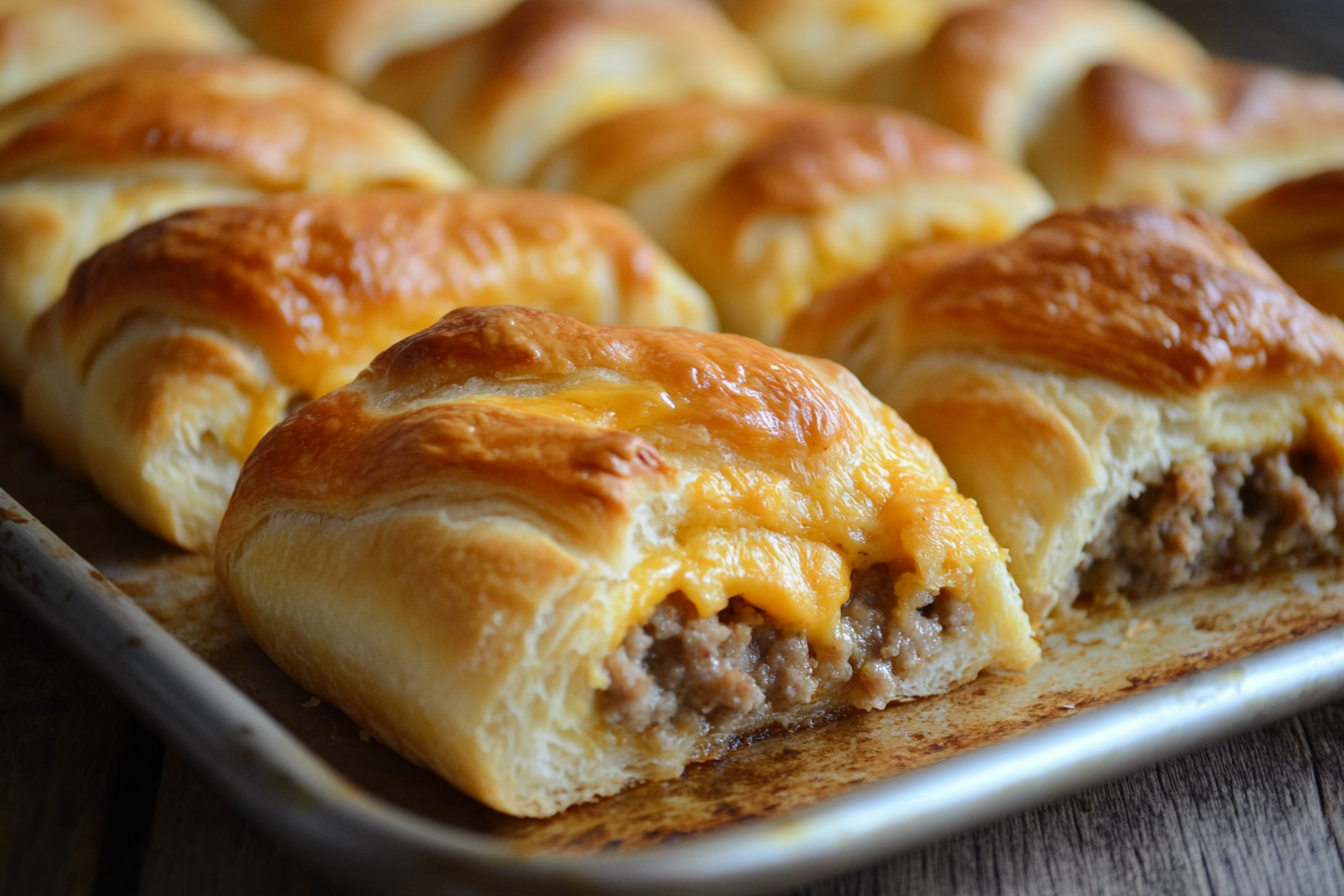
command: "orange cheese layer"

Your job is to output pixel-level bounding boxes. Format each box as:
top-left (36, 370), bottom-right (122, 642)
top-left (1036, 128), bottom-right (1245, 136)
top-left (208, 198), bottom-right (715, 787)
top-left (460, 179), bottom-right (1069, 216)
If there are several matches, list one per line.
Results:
top-left (462, 376), bottom-right (987, 644)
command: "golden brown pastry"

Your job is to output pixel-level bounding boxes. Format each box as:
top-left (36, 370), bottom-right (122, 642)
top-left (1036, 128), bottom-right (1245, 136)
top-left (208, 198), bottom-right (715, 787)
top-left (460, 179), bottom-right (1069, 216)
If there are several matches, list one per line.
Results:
top-left (215, 304), bottom-right (1040, 817)
top-left (0, 52), bottom-right (471, 391)
top-left (22, 189), bottom-right (714, 552)
top-left (1033, 61), bottom-right (1344, 213)
top-left (856, 0), bottom-right (1206, 164)
top-left (207, 0), bottom-right (514, 87)
top-left (713, 0), bottom-right (987, 96)
top-left (365, 0), bottom-right (782, 184)
top-left (1226, 170), bottom-right (1344, 319)
top-left (785, 205), bottom-right (1344, 623)
top-left (0, 0), bottom-right (247, 105)
top-left (533, 97), bottom-right (1052, 344)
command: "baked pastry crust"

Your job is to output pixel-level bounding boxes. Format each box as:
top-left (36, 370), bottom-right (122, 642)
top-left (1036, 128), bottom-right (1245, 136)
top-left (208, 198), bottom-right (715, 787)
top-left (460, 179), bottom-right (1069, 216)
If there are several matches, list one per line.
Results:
top-left (714, 0), bottom-right (986, 96)
top-left (1032, 61), bottom-right (1344, 213)
top-left (215, 305), bottom-right (1039, 817)
top-left (1226, 170), bottom-right (1344, 319)
top-left (785, 206), bottom-right (1344, 621)
top-left (859, 0), bottom-right (1206, 163)
top-left (207, 0), bottom-right (513, 86)
top-left (0, 52), bottom-right (470, 390)
top-left (0, 0), bottom-right (247, 105)
top-left (366, 0), bottom-right (781, 184)
top-left (23, 189), bottom-right (713, 551)
top-left (534, 97), bottom-right (1052, 343)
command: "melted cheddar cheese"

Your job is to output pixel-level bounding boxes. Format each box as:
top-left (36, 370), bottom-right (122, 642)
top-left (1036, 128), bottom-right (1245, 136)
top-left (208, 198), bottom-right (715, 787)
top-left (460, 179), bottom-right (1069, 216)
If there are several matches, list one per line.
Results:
top-left (460, 375), bottom-right (987, 645)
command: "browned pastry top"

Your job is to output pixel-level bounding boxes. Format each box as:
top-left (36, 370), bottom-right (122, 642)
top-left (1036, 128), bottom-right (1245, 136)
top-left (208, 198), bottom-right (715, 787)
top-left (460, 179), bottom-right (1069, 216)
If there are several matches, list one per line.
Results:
top-left (230, 304), bottom-right (872, 540)
top-left (540, 97), bottom-right (1024, 214)
top-left (417, 0), bottom-right (771, 123)
top-left (362, 304), bottom-right (856, 457)
top-left (48, 189), bottom-right (704, 398)
top-left (1227, 169), bottom-right (1344, 250)
top-left (905, 206), bottom-right (1344, 393)
top-left (0, 0), bottom-right (247, 103)
top-left (1071, 61), bottom-right (1344, 160)
top-left (805, 206), bottom-right (1344, 395)
top-left (897, 0), bottom-right (1205, 159)
top-left (0, 52), bottom-right (463, 189)
top-left (211, 0), bottom-right (512, 84)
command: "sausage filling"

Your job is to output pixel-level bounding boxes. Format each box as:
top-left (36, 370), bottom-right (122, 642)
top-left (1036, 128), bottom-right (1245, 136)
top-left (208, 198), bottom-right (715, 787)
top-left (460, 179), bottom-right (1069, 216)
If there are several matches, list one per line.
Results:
top-left (1079, 447), bottom-right (1344, 603)
top-left (599, 564), bottom-right (973, 744)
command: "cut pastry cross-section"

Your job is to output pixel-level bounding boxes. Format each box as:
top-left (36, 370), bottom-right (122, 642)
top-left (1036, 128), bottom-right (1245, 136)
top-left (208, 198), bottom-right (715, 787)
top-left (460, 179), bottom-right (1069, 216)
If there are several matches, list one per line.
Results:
top-left (0, 51), bottom-right (471, 391)
top-left (215, 304), bottom-right (1039, 817)
top-left (534, 97), bottom-right (1052, 344)
top-left (22, 189), bottom-right (714, 551)
top-left (785, 205), bottom-right (1344, 623)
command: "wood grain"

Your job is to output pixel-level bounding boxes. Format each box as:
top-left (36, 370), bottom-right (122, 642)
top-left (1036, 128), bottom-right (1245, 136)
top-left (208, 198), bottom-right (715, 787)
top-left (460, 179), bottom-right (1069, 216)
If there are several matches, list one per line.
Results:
top-left (791, 704), bottom-right (1344, 896)
top-left (138, 751), bottom-right (317, 896)
top-left (0, 592), bottom-right (145, 896)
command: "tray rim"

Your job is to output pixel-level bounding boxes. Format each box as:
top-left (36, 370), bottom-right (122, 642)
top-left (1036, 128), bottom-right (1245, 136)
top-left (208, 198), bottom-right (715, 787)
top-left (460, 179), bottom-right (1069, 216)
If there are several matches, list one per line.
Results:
top-left (6, 485), bottom-right (1344, 896)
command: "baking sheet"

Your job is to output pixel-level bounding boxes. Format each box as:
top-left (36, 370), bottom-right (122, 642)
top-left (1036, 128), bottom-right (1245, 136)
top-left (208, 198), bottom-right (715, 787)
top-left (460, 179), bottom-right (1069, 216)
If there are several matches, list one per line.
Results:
top-left (6, 390), bottom-right (1344, 896)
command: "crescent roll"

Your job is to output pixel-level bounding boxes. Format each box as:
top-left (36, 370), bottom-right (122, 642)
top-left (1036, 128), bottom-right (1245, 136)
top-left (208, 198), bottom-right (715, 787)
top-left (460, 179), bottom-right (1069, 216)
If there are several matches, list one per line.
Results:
top-left (0, 0), bottom-right (247, 105)
top-left (365, 0), bottom-right (782, 184)
top-left (533, 97), bottom-right (1052, 343)
top-left (1226, 171), bottom-right (1344, 319)
top-left (0, 52), bottom-right (470, 391)
top-left (1032, 61), bottom-right (1344, 214)
top-left (206, 0), bottom-right (514, 87)
top-left (22, 189), bottom-right (714, 551)
top-left (785, 206), bottom-right (1344, 623)
top-left (856, 0), bottom-right (1206, 164)
top-left (215, 305), bottom-right (1039, 817)
top-left (713, 0), bottom-right (986, 96)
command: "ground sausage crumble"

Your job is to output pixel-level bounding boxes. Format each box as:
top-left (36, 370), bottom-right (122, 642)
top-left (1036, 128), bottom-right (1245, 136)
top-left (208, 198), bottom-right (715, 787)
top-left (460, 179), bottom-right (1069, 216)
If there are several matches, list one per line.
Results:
top-left (599, 564), bottom-right (974, 745)
top-left (1079, 447), bottom-right (1344, 603)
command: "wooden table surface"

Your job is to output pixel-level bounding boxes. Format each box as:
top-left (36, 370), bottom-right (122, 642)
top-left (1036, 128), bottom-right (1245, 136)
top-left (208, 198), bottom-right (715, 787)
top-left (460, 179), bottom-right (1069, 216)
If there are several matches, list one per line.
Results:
top-left (6, 1), bottom-right (1344, 894)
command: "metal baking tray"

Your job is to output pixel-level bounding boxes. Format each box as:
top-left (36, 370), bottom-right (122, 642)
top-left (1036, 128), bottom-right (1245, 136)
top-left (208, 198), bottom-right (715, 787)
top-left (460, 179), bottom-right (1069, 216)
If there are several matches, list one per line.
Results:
top-left (5, 392), bottom-right (1344, 896)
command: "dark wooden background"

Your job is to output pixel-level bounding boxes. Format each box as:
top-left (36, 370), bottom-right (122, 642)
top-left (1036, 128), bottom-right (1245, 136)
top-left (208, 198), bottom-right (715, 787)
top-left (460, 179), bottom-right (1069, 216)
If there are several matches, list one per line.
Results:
top-left (5, 1), bottom-right (1344, 894)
